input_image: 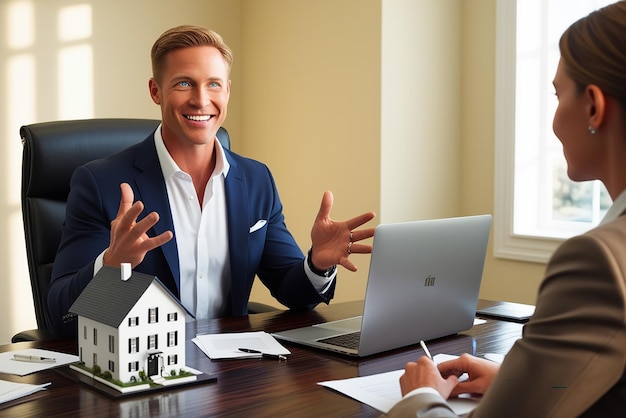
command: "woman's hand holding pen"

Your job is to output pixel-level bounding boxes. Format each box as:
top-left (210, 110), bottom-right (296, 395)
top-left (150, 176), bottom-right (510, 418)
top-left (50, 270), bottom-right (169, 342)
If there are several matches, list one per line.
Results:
top-left (399, 352), bottom-right (500, 399)
top-left (399, 356), bottom-right (459, 398)
top-left (437, 353), bottom-right (500, 397)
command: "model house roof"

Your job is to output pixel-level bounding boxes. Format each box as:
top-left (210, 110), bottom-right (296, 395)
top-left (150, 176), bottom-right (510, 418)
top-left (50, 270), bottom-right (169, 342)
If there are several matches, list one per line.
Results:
top-left (69, 266), bottom-right (184, 328)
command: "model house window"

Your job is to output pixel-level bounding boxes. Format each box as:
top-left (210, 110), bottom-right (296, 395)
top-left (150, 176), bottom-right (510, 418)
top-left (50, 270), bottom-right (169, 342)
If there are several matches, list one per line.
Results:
top-left (167, 331), bottom-right (178, 347)
top-left (108, 335), bottom-right (115, 353)
top-left (167, 312), bottom-right (178, 322)
top-left (83, 325), bottom-right (87, 340)
top-left (108, 360), bottom-right (115, 373)
top-left (128, 316), bottom-right (139, 327)
top-left (168, 354), bottom-right (178, 366)
top-left (93, 353), bottom-right (97, 366)
top-left (129, 361), bottom-right (139, 372)
top-left (148, 334), bottom-right (158, 350)
top-left (148, 307), bottom-right (159, 324)
top-left (129, 337), bottom-right (139, 353)
top-left (494, 0), bottom-right (614, 262)
top-left (93, 328), bottom-right (97, 345)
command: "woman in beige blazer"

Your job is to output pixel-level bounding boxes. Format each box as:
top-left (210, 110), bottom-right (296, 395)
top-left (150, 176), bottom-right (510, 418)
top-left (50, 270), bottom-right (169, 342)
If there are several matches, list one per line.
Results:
top-left (388, 1), bottom-right (626, 417)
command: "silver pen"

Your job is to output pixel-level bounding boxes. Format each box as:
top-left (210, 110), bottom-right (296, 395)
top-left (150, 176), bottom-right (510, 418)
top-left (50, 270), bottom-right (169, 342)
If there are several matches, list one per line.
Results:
top-left (419, 340), bottom-right (433, 361)
top-left (13, 354), bottom-right (56, 363)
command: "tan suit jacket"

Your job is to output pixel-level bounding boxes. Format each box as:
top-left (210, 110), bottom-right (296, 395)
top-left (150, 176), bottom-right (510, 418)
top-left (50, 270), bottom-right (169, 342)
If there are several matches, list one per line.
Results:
top-left (387, 213), bottom-right (626, 417)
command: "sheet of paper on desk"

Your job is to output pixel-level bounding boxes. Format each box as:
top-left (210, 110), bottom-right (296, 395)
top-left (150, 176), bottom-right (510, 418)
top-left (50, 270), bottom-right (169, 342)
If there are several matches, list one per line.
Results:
top-left (0, 349), bottom-right (80, 376)
top-left (317, 354), bottom-right (480, 415)
top-left (192, 331), bottom-right (291, 360)
top-left (0, 380), bottom-right (50, 405)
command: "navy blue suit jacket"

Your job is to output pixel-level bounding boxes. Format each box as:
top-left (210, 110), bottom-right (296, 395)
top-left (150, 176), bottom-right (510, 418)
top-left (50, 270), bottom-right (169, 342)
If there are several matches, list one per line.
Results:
top-left (47, 134), bottom-right (334, 337)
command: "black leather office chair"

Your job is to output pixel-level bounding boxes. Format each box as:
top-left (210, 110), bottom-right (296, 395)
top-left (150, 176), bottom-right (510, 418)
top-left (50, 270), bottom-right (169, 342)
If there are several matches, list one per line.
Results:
top-left (13, 118), bottom-right (275, 343)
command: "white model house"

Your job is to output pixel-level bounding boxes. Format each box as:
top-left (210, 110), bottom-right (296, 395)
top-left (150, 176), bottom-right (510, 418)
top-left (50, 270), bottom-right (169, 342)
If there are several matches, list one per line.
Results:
top-left (69, 266), bottom-right (187, 385)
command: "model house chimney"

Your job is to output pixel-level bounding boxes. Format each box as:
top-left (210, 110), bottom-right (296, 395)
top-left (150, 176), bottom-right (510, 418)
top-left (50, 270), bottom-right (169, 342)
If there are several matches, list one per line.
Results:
top-left (121, 263), bottom-right (131, 281)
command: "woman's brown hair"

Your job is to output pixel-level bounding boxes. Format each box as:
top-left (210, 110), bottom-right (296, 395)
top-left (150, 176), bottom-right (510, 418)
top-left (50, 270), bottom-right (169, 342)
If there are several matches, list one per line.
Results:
top-left (559, 1), bottom-right (626, 108)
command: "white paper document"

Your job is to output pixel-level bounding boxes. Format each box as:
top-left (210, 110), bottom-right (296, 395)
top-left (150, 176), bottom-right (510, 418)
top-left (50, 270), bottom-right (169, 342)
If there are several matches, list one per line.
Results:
top-left (0, 380), bottom-right (50, 405)
top-left (192, 331), bottom-right (291, 360)
top-left (0, 349), bottom-right (80, 376)
top-left (318, 354), bottom-right (480, 414)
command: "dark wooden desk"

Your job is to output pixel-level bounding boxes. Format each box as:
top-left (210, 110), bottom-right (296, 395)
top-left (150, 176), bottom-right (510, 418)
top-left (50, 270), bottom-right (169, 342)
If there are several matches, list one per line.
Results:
top-left (1, 300), bottom-right (523, 417)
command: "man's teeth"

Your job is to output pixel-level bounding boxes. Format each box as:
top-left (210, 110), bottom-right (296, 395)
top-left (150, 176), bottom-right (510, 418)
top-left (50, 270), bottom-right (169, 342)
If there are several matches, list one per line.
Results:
top-left (186, 115), bottom-right (211, 121)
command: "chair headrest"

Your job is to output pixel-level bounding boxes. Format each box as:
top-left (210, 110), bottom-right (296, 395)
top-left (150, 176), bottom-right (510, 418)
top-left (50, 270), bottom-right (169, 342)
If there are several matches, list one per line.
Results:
top-left (20, 118), bottom-right (231, 200)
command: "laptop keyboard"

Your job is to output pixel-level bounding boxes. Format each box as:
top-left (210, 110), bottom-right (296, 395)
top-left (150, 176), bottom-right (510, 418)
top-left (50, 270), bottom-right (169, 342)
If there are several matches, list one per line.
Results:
top-left (317, 331), bottom-right (361, 350)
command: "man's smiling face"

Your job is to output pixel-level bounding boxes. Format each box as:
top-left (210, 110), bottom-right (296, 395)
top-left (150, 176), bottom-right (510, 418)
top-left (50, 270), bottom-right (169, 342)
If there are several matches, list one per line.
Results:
top-left (149, 45), bottom-right (231, 148)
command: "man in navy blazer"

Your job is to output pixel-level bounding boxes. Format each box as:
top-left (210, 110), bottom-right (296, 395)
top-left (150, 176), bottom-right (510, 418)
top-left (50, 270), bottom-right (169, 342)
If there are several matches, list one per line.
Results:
top-left (47, 25), bottom-right (375, 338)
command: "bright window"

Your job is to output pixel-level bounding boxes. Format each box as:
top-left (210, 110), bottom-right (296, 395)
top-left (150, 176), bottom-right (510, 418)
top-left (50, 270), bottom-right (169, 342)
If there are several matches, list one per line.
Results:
top-left (494, 0), bottom-right (614, 263)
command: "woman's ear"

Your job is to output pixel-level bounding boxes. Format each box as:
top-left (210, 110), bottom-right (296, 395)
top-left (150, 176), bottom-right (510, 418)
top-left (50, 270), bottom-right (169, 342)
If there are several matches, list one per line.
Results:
top-left (586, 84), bottom-right (606, 130)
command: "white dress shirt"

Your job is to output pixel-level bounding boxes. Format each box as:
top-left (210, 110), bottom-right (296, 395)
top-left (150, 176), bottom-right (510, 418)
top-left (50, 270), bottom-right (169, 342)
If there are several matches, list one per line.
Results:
top-left (600, 189), bottom-right (626, 225)
top-left (154, 127), bottom-right (231, 320)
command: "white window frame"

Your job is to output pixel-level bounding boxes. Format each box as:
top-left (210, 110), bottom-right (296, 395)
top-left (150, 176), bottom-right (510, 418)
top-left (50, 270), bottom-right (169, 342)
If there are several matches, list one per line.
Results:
top-left (148, 334), bottom-right (158, 350)
top-left (167, 331), bottom-right (178, 347)
top-left (494, 0), bottom-right (611, 263)
top-left (148, 307), bottom-right (158, 324)
top-left (129, 337), bottom-right (139, 353)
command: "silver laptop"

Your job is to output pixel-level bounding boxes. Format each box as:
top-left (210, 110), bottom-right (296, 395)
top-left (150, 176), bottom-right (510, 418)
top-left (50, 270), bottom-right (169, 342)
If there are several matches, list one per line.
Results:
top-left (272, 214), bottom-right (492, 357)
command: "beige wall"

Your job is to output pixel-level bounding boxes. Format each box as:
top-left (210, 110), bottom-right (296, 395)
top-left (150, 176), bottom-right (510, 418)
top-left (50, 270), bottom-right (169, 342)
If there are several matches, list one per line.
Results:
top-left (459, 0), bottom-right (547, 304)
top-left (0, 0), bottom-right (548, 344)
top-left (239, 0), bottom-right (382, 307)
top-left (382, 0), bottom-right (461, 223)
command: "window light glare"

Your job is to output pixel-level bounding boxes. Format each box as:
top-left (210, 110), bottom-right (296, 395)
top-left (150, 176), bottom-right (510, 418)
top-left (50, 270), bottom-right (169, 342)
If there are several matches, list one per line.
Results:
top-left (57, 44), bottom-right (94, 119)
top-left (7, 53), bottom-right (35, 128)
top-left (58, 4), bottom-right (92, 41)
top-left (7, 1), bottom-right (35, 49)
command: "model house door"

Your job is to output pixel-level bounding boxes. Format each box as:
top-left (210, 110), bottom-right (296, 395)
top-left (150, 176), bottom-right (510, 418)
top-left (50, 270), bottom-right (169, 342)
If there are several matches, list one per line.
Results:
top-left (147, 353), bottom-right (159, 377)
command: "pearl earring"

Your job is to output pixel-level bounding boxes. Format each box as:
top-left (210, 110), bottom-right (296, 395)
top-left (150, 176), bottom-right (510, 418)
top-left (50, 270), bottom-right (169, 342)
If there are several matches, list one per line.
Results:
top-left (588, 126), bottom-right (597, 135)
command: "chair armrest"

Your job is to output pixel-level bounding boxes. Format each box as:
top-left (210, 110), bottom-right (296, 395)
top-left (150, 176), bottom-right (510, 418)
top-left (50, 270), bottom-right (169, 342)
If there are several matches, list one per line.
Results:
top-left (247, 301), bottom-right (280, 314)
top-left (11, 328), bottom-right (57, 343)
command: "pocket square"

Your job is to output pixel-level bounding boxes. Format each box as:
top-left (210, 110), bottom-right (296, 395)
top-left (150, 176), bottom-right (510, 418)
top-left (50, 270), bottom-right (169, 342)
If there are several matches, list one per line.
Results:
top-left (249, 219), bottom-right (267, 233)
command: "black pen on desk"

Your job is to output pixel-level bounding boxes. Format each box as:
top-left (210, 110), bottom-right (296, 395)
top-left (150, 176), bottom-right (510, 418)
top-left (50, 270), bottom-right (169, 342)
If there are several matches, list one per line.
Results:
top-left (13, 354), bottom-right (56, 363)
top-left (419, 340), bottom-right (433, 362)
top-left (238, 348), bottom-right (287, 361)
